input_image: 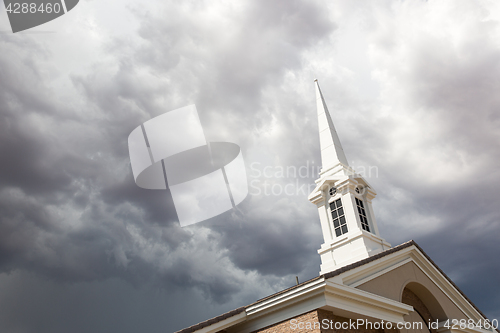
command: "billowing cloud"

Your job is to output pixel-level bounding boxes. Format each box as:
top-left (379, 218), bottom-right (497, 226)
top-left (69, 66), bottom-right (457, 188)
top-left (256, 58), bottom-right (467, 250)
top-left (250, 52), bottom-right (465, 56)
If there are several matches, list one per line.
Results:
top-left (0, 0), bottom-right (498, 332)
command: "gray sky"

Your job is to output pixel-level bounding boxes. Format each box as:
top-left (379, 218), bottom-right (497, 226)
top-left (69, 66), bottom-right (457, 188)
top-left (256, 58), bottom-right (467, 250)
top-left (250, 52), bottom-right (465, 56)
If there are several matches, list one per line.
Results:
top-left (0, 0), bottom-right (499, 332)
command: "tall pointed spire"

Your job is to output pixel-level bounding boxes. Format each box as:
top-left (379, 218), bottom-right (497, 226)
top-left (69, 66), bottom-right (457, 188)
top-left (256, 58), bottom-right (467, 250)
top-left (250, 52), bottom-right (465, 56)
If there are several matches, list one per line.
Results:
top-left (309, 80), bottom-right (390, 275)
top-left (315, 79), bottom-right (349, 169)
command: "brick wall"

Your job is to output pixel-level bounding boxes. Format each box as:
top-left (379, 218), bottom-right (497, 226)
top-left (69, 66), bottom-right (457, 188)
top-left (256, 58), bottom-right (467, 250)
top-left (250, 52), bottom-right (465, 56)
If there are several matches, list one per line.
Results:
top-left (251, 310), bottom-right (321, 333)
top-left (249, 309), bottom-right (397, 333)
top-left (402, 288), bottom-right (434, 325)
top-left (317, 309), bottom-right (391, 333)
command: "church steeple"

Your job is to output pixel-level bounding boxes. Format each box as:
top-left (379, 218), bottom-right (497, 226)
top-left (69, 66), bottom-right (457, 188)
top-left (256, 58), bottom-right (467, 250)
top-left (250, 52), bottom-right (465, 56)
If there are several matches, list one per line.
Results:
top-left (309, 80), bottom-right (391, 275)
top-left (315, 79), bottom-right (349, 169)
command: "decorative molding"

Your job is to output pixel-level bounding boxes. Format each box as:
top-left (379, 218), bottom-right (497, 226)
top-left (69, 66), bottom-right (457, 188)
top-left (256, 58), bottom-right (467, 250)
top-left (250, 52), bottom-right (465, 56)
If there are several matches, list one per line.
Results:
top-left (323, 280), bottom-right (414, 323)
top-left (246, 278), bottom-right (326, 317)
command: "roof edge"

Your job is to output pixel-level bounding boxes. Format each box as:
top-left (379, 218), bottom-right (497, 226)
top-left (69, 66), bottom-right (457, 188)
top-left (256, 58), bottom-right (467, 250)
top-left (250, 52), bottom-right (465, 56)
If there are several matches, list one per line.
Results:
top-left (174, 307), bottom-right (245, 333)
top-left (174, 240), bottom-right (496, 333)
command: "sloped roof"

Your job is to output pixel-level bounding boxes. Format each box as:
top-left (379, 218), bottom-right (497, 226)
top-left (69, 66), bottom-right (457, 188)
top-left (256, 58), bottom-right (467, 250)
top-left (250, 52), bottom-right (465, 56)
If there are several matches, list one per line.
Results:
top-left (175, 307), bottom-right (246, 333)
top-left (175, 240), bottom-right (493, 333)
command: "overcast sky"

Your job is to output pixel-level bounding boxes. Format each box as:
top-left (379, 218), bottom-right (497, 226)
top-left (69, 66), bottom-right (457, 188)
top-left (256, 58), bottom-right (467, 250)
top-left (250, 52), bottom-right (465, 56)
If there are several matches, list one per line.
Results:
top-left (0, 0), bottom-right (499, 332)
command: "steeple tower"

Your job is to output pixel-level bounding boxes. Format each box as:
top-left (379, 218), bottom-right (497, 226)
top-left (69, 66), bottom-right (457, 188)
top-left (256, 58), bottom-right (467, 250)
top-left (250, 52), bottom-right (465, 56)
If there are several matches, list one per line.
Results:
top-left (309, 80), bottom-right (391, 275)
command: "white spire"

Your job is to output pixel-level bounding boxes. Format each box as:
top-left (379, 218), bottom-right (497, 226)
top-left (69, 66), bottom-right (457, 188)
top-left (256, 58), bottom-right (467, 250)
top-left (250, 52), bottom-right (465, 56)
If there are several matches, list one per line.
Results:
top-left (315, 79), bottom-right (349, 169)
top-left (310, 80), bottom-right (391, 274)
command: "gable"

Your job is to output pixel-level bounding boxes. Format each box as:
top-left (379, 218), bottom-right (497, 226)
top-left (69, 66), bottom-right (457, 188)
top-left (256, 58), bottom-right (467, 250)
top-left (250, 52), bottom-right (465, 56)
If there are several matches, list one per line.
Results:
top-left (329, 243), bottom-right (491, 326)
top-left (355, 261), bottom-right (468, 322)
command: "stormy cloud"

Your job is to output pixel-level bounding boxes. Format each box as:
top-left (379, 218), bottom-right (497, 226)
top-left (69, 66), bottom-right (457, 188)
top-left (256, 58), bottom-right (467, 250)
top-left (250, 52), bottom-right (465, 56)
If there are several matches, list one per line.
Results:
top-left (0, 0), bottom-right (498, 332)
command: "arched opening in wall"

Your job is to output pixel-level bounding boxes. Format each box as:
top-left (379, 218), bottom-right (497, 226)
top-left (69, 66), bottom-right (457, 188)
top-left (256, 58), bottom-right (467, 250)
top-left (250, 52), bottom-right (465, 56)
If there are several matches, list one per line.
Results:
top-left (400, 282), bottom-right (448, 333)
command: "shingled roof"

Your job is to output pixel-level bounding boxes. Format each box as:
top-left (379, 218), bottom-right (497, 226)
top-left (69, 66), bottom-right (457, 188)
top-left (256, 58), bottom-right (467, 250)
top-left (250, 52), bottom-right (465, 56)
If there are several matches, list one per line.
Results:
top-left (174, 240), bottom-right (494, 333)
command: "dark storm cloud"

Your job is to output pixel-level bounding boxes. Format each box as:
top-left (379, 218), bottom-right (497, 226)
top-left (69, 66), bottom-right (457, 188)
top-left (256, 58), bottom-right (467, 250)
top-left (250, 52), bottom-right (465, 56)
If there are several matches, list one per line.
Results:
top-left (0, 2), bottom-right (336, 330)
top-left (0, 39), bottom-right (79, 195)
top-left (205, 197), bottom-right (323, 278)
top-left (1, 0), bottom-right (499, 332)
top-left (69, 0), bottom-right (335, 285)
top-left (355, 0), bottom-right (500, 319)
top-left (0, 271), bottom-right (244, 333)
